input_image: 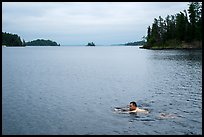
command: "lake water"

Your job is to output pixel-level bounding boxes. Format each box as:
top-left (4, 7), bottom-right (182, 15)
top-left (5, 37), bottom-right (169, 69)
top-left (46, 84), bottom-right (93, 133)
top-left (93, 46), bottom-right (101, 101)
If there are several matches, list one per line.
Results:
top-left (2, 46), bottom-right (202, 135)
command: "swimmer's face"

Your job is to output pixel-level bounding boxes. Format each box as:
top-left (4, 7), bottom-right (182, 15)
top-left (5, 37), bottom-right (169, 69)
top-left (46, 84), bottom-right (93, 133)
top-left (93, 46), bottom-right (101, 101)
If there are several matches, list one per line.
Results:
top-left (129, 103), bottom-right (136, 111)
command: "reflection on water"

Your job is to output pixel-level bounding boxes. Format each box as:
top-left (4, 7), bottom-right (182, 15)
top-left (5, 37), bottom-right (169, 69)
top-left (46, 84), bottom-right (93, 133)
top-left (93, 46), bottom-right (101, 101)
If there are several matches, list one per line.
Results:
top-left (151, 50), bottom-right (202, 61)
top-left (2, 46), bottom-right (202, 135)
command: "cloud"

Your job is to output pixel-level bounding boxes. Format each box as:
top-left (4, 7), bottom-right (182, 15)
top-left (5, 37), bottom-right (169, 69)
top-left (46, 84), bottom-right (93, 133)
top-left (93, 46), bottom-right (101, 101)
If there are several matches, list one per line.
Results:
top-left (2, 2), bottom-right (189, 45)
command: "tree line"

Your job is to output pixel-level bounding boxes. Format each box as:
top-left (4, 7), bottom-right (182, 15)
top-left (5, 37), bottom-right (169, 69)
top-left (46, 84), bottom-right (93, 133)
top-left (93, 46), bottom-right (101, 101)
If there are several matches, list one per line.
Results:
top-left (26, 39), bottom-right (60, 46)
top-left (124, 40), bottom-right (146, 46)
top-left (2, 32), bottom-right (60, 46)
top-left (2, 32), bottom-right (25, 46)
top-left (144, 2), bottom-right (202, 49)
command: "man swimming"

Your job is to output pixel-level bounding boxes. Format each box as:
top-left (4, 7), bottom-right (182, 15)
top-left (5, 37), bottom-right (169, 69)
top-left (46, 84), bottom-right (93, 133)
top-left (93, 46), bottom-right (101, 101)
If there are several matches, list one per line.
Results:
top-left (128, 101), bottom-right (149, 113)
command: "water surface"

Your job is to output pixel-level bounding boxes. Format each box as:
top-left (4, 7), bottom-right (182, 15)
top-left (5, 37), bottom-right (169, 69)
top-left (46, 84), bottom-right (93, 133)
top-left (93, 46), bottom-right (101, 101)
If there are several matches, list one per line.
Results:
top-left (2, 46), bottom-right (202, 135)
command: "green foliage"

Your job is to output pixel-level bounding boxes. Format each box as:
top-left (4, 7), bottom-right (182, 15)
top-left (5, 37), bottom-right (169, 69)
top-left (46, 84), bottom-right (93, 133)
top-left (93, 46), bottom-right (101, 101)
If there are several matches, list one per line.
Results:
top-left (144, 2), bottom-right (202, 49)
top-left (2, 32), bottom-right (23, 46)
top-left (147, 26), bottom-right (151, 43)
top-left (2, 32), bottom-right (60, 47)
top-left (26, 39), bottom-right (60, 46)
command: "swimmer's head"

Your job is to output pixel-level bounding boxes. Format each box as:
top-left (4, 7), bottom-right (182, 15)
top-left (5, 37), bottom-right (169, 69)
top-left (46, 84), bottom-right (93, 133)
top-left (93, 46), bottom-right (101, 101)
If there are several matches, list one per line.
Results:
top-left (129, 101), bottom-right (137, 111)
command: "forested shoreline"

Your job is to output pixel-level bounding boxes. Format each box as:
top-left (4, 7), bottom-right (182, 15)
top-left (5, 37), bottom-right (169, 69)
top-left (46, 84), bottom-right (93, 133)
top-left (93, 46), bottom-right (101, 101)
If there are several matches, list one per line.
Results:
top-left (124, 40), bottom-right (146, 46)
top-left (2, 32), bottom-right (60, 46)
top-left (142, 2), bottom-right (202, 49)
top-left (2, 32), bottom-right (25, 46)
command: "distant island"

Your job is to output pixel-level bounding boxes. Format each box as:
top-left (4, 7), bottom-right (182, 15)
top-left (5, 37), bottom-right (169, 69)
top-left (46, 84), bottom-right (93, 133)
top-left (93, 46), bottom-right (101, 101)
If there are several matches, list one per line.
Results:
top-left (124, 40), bottom-right (146, 46)
top-left (2, 32), bottom-right (60, 47)
top-left (86, 42), bottom-right (95, 46)
top-left (26, 39), bottom-right (60, 46)
top-left (110, 40), bottom-right (146, 46)
top-left (141, 2), bottom-right (202, 50)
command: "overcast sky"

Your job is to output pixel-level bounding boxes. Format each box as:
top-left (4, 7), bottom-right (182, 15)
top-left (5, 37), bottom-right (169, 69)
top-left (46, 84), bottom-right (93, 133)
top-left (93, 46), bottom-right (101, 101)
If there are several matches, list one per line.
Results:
top-left (2, 2), bottom-right (189, 45)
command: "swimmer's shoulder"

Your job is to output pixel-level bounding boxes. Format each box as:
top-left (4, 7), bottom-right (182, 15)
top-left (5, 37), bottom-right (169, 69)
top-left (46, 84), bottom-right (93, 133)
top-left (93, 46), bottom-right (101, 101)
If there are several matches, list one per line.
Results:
top-left (128, 108), bottom-right (148, 113)
top-left (136, 108), bottom-right (149, 113)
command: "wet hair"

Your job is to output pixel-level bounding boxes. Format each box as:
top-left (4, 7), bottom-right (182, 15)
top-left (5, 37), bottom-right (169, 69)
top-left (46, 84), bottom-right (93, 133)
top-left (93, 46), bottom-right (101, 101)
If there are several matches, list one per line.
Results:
top-left (130, 101), bottom-right (137, 107)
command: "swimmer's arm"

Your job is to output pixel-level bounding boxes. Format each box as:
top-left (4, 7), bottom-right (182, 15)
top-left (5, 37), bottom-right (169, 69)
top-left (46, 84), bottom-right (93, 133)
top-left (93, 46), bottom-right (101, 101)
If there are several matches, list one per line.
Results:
top-left (114, 108), bottom-right (129, 113)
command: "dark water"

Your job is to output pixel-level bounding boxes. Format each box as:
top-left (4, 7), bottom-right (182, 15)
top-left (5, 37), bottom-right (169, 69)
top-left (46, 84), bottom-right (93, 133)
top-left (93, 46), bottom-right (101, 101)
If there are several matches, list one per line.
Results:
top-left (2, 46), bottom-right (202, 135)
